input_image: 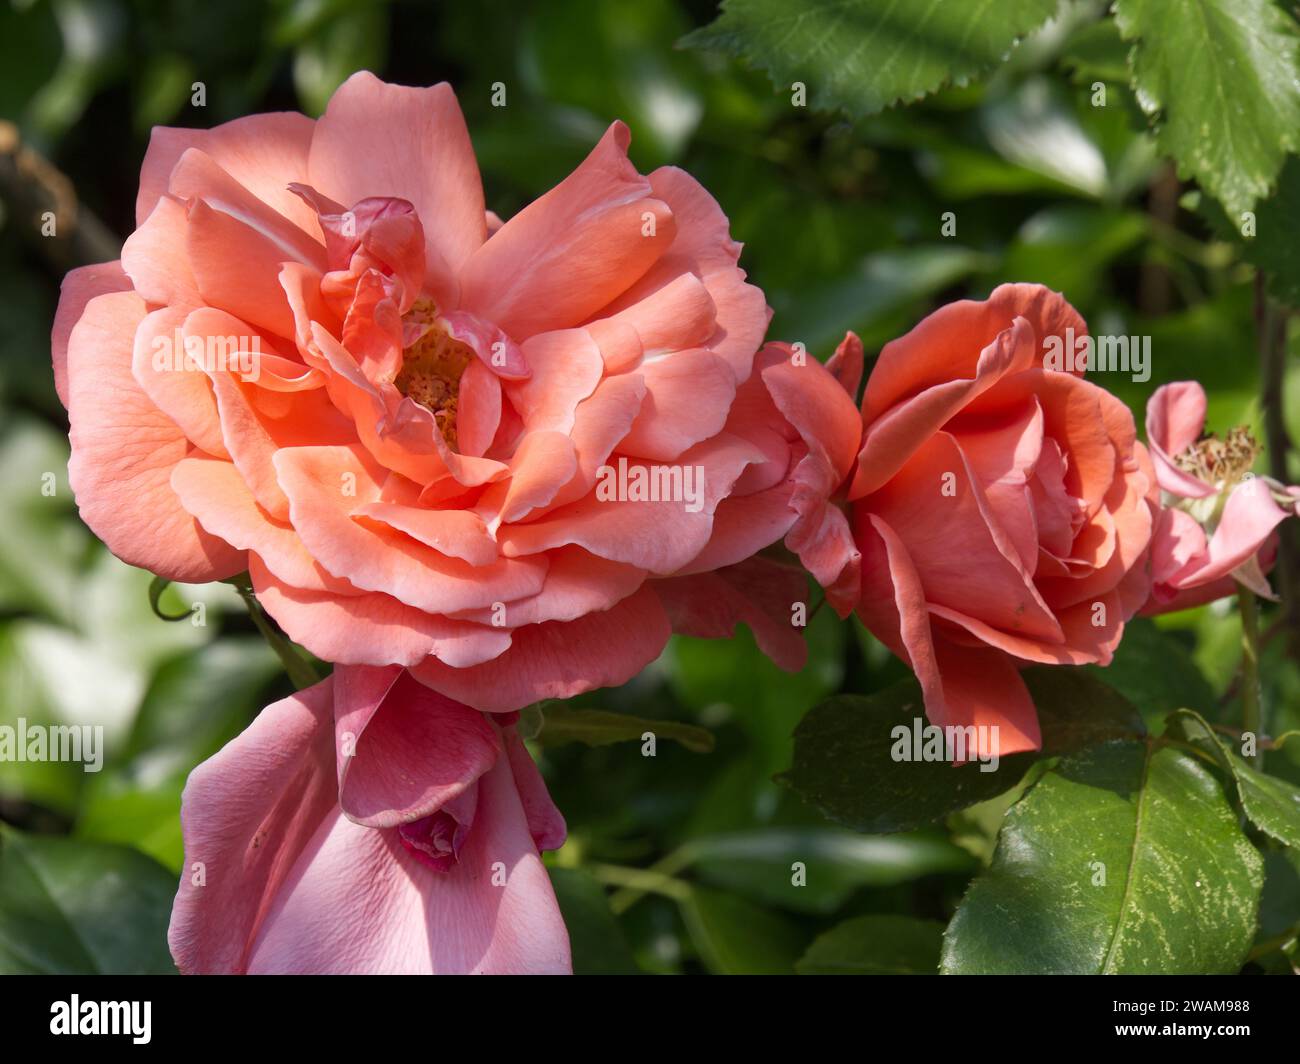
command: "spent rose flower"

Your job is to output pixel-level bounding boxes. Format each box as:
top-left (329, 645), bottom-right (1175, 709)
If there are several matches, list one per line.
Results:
top-left (792, 285), bottom-right (1158, 756)
top-left (168, 666), bottom-right (569, 974)
top-left (1144, 380), bottom-right (1299, 611)
top-left (49, 71), bottom-right (855, 709)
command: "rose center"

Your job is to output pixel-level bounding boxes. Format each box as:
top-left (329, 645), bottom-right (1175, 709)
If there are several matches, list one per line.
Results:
top-left (1173, 425), bottom-right (1260, 487)
top-left (395, 300), bottom-right (475, 449)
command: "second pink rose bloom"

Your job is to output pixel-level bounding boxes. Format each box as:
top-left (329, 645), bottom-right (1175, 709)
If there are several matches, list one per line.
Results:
top-left (795, 285), bottom-right (1160, 756)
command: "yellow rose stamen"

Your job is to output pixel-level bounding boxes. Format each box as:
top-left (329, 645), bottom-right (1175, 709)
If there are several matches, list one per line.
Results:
top-left (1173, 425), bottom-right (1260, 488)
top-left (395, 300), bottom-right (475, 450)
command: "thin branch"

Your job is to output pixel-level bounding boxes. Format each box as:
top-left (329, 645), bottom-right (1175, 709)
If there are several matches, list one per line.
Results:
top-left (0, 120), bottom-right (121, 269)
top-left (1256, 272), bottom-right (1300, 658)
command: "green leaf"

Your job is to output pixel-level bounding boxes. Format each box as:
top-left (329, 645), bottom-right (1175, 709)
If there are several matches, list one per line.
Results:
top-left (797, 914), bottom-right (944, 974)
top-left (1235, 153), bottom-right (1300, 309)
top-left (1060, 14), bottom-right (1132, 85)
top-left (1023, 668), bottom-right (1149, 754)
top-left (782, 668), bottom-right (1144, 834)
top-left (1087, 617), bottom-right (1217, 729)
top-left (942, 740), bottom-right (1264, 974)
top-left (1166, 709), bottom-right (1300, 850)
top-left (679, 886), bottom-right (808, 974)
top-left (687, 827), bottom-right (974, 914)
top-left (1113, 0), bottom-right (1300, 216)
top-left (519, 702), bottom-right (714, 754)
top-left (548, 867), bottom-right (640, 974)
top-left (74, 781), bottom-right (186, 874)
top-left (683, 0), bottom-right (1059, 118)
top-left (0, 825), bottom-right (176, 974)
top-left (1257, 846), bottom-right (1300, 945)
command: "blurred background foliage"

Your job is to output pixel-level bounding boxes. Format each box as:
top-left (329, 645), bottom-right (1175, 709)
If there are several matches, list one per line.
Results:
top-left (0, 0), bottom-right (1297, 974)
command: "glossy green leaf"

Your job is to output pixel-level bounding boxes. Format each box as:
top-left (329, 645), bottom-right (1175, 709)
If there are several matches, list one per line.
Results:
top-left (782, 667), bottom-right (1144, 834)
top-left (683, 0), bottom-right (1058, 117)
top-left (797, 914), bottom-right (944, 974)
top-left (1113, 0), bottom-right (1300, 216)
top-left (1256, 846), bottom-right (1300, 947)
top-left (980, 77), bottom-right (1108, 197)
top-left (0, 825), bottom-right (176, 974)
top-left (1166, 709), bottom-right (1300, 850)
top-left (1087, 617), bottom-right (1218, 729)
top-left (1236, 153), bottom-right (1300, 309)
top-left (942, 740), bottom-right (1264, 974)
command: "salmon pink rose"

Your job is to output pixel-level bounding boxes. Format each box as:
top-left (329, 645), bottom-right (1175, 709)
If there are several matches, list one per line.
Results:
top-left (1144, 380), bottom-right (1299, 612)
top-left (744, 333), bottom-right (867, 618)
top-left (168, 666), bottom-right (569, 974)
top-left (51, 71), bottom-right (834, 710)
top-left (837, 285), bottom-right (1156, 756)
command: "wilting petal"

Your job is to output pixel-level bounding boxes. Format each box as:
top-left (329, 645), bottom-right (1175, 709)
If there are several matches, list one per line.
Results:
top-left (1145, 381), bottom-right (1215, 499)
top-left (1167, 476), bottom-right (1291, 589)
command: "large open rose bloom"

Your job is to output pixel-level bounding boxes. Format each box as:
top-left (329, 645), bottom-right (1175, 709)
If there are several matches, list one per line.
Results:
top-left (168, 666), bottom-right (569, 974)
top-left (805, 285), bottom-right (1157, 756)
top-left (49, 71), bottom-right (848, 708)
top-left (1144, 380), bottom-right (1299, 612)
